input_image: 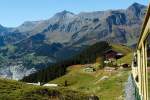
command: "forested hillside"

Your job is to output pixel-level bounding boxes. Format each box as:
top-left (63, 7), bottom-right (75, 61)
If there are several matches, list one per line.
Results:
top-left (21, 41), bottom-right (111, 83)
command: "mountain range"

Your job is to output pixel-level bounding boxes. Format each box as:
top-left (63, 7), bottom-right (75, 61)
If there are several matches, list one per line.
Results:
top-left (0, 3), bottom-right (147, 80)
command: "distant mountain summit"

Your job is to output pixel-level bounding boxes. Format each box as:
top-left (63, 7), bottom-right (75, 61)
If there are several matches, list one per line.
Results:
top-left (127, 2), bottom-right (146, 18)
top-left (128, 2), bottom-right (146, 10)
top-left (54, 10), bottom-right (75, 18)
top-left (16, 21), bottom-right (41, 32)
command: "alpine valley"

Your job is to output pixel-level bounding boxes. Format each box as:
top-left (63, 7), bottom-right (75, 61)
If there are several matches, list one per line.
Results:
top-left (0, 3), bottom-right (147, 80)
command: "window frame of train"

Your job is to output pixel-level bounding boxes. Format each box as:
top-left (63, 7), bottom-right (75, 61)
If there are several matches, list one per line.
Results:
top-left (135, 29), bottom-right (150, 100)
top-left (137, 30), bottom-right (150, 100)
top-left (131, 73), bottom-right (141, 100)
top-left (135, 81), bottom-right (141, 100)
top-left (133, 53), bottom-right (138, 67)
top-left (145, 29), bottom-right (150, 98)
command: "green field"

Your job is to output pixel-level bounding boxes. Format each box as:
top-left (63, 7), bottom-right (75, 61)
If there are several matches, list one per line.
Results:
top-left (111, 44), bottom-right (133, 65)
top-left (111, 44), bottom-right (132, 55)
top-left (0, 78), bottom-right (91, 100)
top-left (117, 53), bottom-right (133, 65)
top-left (50, 65), bottom-right (130, 100)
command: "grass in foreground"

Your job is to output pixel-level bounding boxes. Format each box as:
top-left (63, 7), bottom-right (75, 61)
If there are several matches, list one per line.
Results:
top-left (50, 65), bottom-right (130, 100)
top-left (0, 78), bottom-right (91, 100)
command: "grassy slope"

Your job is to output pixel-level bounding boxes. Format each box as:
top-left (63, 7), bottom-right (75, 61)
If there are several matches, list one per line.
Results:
top-left (48, 44), bottom-right (132, 99)
top-left (111, 44), bottom-right (132, 55)
top-left (0, 78), bottom-right (90, 100)
top-left (117, 53), bottom-right (133, 65)
top-left (111, 44), bottom-right (133, 65)
top-left (50, 65), bottom-right (130, 100)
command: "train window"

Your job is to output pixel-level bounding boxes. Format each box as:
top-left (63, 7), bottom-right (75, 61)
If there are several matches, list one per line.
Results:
top-left (133, 53), bottom-right (137, 67)
top-left (135, 75), bottom-right (139, 82)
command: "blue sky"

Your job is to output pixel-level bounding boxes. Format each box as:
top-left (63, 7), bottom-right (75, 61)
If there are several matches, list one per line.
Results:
top-left (0, 0), bottom-right (148, 27)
